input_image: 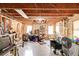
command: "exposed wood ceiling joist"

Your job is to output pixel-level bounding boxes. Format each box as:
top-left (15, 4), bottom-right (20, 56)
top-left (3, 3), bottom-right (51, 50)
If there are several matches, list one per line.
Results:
top-left (0, 3), bottom-right (79, 24)
top-left (2, 13), bottom-right (73, 16)
top-left (0, 3), bottom-right (79, 8)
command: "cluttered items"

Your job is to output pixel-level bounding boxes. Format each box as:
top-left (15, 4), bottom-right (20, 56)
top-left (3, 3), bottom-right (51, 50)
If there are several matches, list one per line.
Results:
top-left (0, 34), bottom-right (17, 56)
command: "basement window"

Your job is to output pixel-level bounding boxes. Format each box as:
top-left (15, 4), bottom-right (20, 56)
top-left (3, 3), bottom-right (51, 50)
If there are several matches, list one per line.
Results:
top-left (48, 26), bottom-right (54, 35)
top-left (56, 22), bottom-right (60, 34)
top-left (27, 25), bottom-right (32, 34)
top-left (73, 20), bottom-right (79, 38)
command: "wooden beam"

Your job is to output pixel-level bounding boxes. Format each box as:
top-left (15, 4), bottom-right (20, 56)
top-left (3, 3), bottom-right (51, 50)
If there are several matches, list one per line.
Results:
top-left (2, 13), bottom-right (73, 16)
top-left (23, 13), bottom-right (73, 16)
top-left (0, 3), bottom-right (79, 9)
top-left (23, 8), bottom-right (79, 10)
top-left (1, 8), bottom-right (79, 10)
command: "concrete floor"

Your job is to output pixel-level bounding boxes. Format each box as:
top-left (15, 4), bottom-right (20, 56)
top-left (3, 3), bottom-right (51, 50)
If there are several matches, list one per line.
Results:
top-left (14, 39), bottom-right (79, 56)
top-left (18, 41), bottom-right (60, 56)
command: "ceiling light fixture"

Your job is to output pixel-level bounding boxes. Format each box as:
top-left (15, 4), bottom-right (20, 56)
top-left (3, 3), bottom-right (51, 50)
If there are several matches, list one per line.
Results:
top-left (15, 9), bottom-right (28, 19)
